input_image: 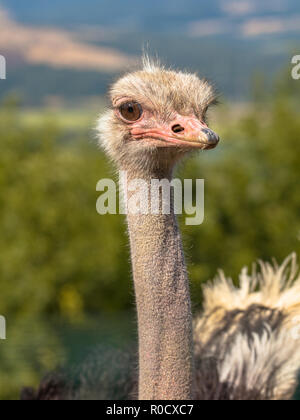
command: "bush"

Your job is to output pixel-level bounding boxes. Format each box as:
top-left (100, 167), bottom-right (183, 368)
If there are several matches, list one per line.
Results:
top-left (0, 77), bottom-right (300, 398)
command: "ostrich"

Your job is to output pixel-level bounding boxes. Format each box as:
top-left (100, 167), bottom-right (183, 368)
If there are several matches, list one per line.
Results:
top-left (99, 58), bottom-right (223, 400)
top-left (21, 59), bottom-right (300, 400)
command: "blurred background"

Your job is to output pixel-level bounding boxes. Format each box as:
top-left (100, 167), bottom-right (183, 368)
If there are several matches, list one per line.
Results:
top-left (0, 0), bottom-right (300, 399)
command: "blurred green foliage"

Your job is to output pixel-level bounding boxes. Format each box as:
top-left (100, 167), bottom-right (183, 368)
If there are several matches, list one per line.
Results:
top-left (185, 76), bottom-right (300, 304)
top-left (0, 98), bottom-right (133, 398)
top-left (0, 73), bottom-right (300, 399)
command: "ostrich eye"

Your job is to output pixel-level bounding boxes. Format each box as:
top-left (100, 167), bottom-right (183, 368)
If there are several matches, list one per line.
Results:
top-left (119, 102), bottom-right (142, 122)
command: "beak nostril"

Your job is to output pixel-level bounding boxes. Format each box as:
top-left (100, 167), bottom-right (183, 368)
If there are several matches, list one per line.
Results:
top-left (172, 124), bottom-right (185, 134)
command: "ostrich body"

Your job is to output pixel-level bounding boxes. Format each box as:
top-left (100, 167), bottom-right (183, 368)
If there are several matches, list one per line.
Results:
top-left (21, 61), bottom-right (300, 400)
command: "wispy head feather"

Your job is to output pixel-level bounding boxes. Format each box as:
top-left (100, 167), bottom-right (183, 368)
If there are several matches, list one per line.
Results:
top-left (142, 53), bottom-right (163, 73)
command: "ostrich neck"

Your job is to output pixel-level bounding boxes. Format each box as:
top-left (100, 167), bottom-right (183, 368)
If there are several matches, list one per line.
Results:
top-left (123, 167), bottom-right (194, 400)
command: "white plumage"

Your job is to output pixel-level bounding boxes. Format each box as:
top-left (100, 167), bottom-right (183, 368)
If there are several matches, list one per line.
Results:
top-left (194, 254), bottom-right (300, 400)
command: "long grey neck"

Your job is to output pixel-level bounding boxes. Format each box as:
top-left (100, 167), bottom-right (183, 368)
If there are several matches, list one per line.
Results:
top-left (122, 168), bottom-right (194, 400)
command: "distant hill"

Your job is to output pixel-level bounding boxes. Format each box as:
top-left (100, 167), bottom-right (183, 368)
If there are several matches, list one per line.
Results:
top-left (0, 7), bottom-right (135, 72)
top-left (0, 0), bottom-right (299, 105)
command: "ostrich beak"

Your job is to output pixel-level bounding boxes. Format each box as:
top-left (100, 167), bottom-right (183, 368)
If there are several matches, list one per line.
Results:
top-left (170, 115), bottom-right (220, 149)
top-left (131, 115), bottom-right (220, 150)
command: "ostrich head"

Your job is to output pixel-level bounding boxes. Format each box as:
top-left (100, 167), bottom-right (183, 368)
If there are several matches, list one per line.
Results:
top-left (98, 59), bottom-right (219, 175)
